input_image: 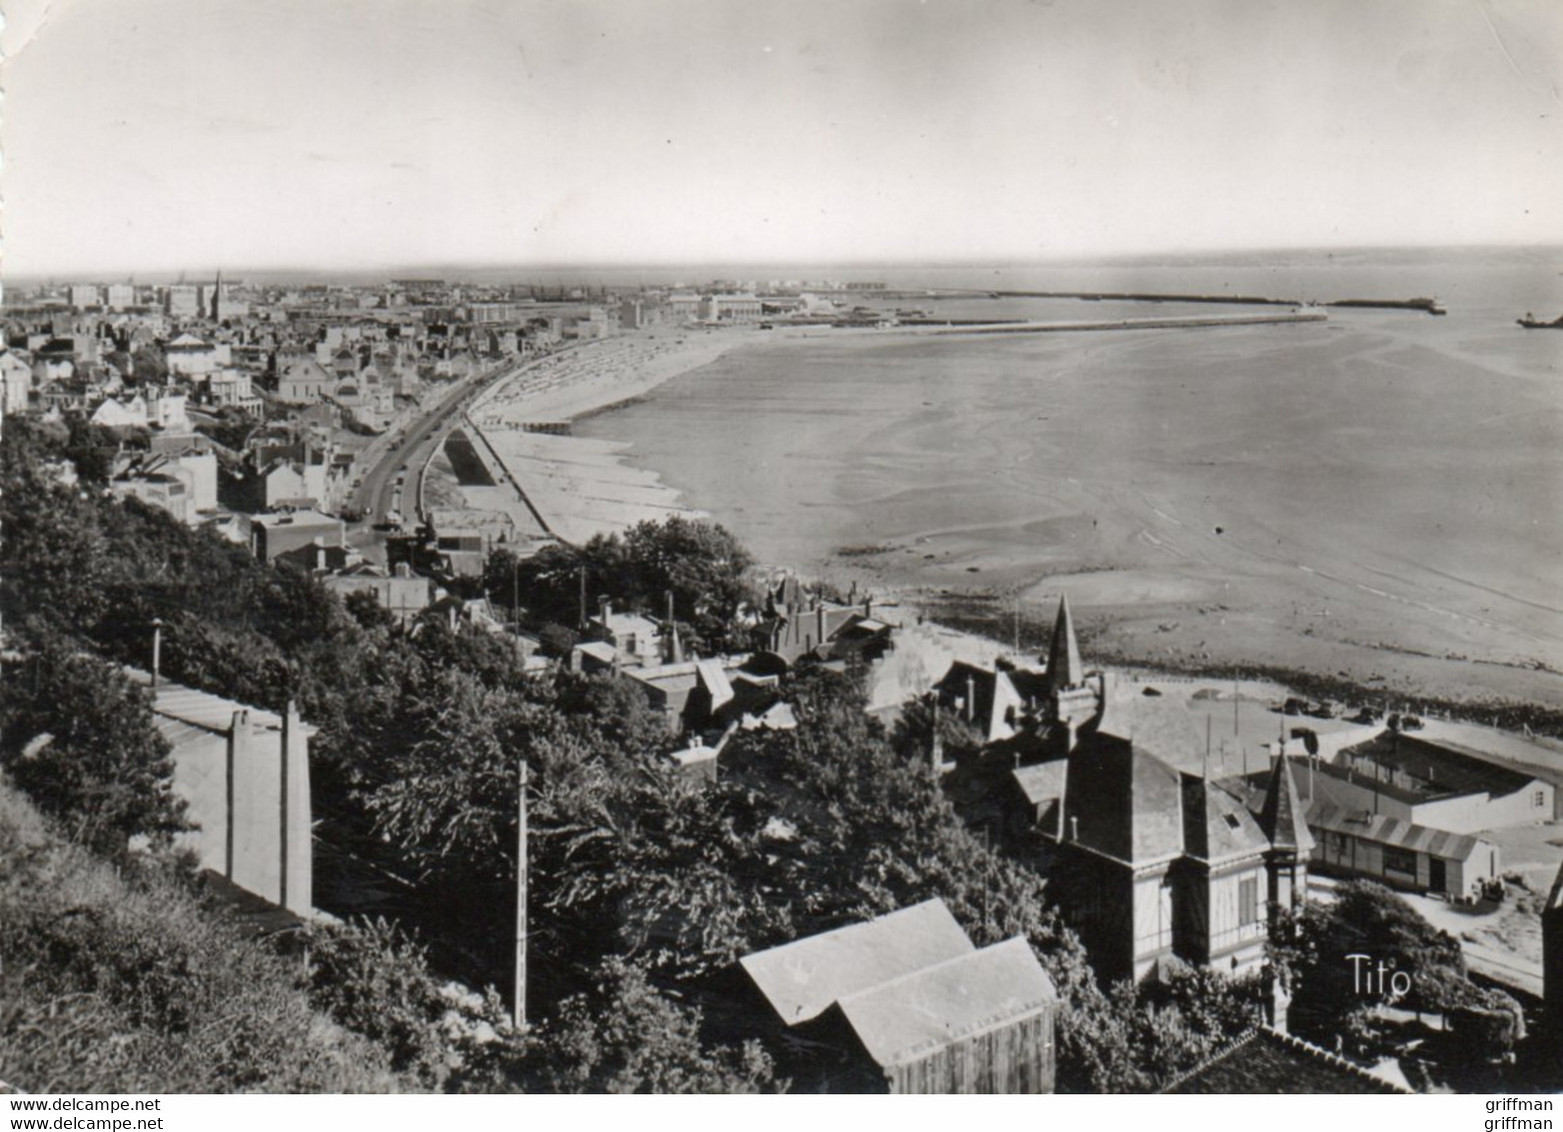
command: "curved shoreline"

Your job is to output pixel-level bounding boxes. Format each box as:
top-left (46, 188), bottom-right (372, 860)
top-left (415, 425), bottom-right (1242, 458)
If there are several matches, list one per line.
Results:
top-left (464, 328), bottom-right (759, 544)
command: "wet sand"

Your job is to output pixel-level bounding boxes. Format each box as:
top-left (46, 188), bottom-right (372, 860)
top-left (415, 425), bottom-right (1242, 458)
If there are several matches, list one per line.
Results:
top-left (576, 309), bottom-right (1563, 709)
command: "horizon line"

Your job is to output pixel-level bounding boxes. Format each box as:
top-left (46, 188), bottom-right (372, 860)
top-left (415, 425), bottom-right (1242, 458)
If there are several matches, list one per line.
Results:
top-left (5, 241), bottom-right (1559, 285)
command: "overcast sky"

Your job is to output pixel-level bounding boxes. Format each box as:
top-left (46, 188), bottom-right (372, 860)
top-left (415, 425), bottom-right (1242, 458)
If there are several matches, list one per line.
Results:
top-left (3, 0), bottom-right (1560, 276)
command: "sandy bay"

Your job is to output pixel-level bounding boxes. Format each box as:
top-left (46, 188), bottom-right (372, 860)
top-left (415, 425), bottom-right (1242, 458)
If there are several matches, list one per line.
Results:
top-left (574, 305), bottom-right (1563, 710)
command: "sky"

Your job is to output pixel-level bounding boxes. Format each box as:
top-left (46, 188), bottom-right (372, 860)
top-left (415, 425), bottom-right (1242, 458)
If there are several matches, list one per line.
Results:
top-left (2, 0), bottom-right (1561, 276)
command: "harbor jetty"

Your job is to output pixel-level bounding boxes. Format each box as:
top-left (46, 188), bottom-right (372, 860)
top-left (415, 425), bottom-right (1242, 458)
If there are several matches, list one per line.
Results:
top-left (983, 289), bottom-right (1446, 315)
top-left (929, 310), bottom-right (1327, 335)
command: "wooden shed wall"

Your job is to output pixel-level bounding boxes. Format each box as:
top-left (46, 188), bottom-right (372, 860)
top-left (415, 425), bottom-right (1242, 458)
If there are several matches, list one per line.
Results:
top-left (884, 1009), bottom-right (1054, 1094)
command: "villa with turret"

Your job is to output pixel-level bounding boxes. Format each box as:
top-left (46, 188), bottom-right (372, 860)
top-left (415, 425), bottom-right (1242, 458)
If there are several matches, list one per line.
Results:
top-left (936, 597), bottom-right (1314, 983)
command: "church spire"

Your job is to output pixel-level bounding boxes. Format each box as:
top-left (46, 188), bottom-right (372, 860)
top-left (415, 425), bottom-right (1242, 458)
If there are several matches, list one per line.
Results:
top-left (1047, 594), bottom-right (1083, 694)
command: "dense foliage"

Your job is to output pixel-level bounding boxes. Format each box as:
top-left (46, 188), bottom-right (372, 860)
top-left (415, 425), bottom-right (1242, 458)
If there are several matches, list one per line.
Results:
top-left (0, 784), bottom-right (409, 1093)
top-left (0, 417), bottom-right (1260, 1092)
top-left (0, 641), bottom-right (186, 855)
top-left (1272, 880), bottom-right (1525, 1064)
top-left (485, 514), bottom-right (754, 650)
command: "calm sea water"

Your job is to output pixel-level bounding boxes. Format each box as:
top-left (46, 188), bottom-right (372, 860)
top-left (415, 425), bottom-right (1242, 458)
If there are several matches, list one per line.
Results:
top-left (575, 247), bottom-right (1563, 683)
top-left (489, 245), bottom-right (1563, 317)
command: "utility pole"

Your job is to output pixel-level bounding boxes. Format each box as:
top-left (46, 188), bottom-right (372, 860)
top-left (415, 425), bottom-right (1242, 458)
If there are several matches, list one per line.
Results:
top-left (151, 618), bottom-right (164, 688)
top-left (514, 758), bottom-right (529, 1032)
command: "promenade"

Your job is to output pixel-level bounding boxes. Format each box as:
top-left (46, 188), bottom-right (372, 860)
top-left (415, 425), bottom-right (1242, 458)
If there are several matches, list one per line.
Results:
top-left (463, 328), bottom-right (737, 545)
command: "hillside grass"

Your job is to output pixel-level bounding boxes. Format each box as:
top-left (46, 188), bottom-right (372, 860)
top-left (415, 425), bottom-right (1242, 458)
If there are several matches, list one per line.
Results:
top-left (0, 778), bottom-right (417, 1093)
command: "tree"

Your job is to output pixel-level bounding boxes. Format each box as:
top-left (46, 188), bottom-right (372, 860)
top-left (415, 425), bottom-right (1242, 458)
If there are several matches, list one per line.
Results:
top-left (1274, 880), bottom-right (1522, 1064)
top-left (305, 917), bottom-right (516, 1089)
top-left (522, 958), bottom-right (779, 1093)
top-left (0, 641), bottom-right (186, 854)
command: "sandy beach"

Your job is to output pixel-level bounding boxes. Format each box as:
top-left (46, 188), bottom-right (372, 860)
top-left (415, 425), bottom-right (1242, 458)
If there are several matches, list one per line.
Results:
top-left (460, 327), bottom-right (751, 543)
top-left (575, 305), bottom-right (1563, 712)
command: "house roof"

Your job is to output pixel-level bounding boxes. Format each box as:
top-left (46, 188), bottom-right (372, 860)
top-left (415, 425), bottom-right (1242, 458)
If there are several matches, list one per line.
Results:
top-left (1341, 732), bottom-right (1538, 801)
top-left (1306, 801), bottom-right (1487, 863)
top-left (1093, 686), bottom-right (1208, 773)
top-left (1162, 1027), bottom-right (1409, 1094)
top-left (250, 508), bottom-right (339, 529)
top-left (1258, 754), bottom-right (1315, 855)
top-left (739, 899), bottom-right (975, 1026)
top-left (124, 667), bottom-right (316, 738)
top-left (935, 660), bottom-right (1036, 742)
top-left (1181, 774), bottom-right (1271, 862)
top-left (832, 937), bottom-right (1058, 1069)
top-left (1064, 736), bottom-right (1186, 865)
top-left (1012, 759), bottom-right (1068, 808)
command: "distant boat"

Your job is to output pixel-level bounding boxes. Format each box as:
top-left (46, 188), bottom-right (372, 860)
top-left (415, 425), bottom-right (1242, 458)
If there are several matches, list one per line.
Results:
top-left (1517, 311), bottom-right (1563, 329)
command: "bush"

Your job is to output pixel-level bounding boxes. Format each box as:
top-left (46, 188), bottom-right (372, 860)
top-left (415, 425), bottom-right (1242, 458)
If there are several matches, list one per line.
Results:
top-left (0, 780), bottom-right (408, 1092)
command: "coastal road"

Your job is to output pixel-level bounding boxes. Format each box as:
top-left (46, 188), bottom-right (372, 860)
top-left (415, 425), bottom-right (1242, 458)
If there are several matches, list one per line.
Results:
top-left (346, 360), bottom-right (523, 551)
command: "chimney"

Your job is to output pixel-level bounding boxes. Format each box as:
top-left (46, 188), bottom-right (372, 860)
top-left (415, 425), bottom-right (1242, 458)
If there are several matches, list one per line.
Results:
top-left (966, 673), bottom-right (977, 723)
top-left (1069, 815), bottom-right (1079, 841)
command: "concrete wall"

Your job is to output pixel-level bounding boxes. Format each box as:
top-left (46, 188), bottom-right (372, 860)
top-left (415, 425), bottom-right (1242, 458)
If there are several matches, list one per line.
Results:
top-left (166, 705), bottom-right (312, 917)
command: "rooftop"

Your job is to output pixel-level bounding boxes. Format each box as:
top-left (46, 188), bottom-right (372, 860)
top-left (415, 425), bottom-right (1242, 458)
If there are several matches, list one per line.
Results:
top-left (1305, 801), bottom-right (1487, 863)
top-left (1340, 732), bottom-right (1539, 801)
top-left (739, 899), bottom-right (974, 1026)
top-left (833, 937), bottom-right (1058, 1069)
top-left (125, 668), bottom-right (314, 739)
top-left (1163, 1028), bottom-right (1409, 1094)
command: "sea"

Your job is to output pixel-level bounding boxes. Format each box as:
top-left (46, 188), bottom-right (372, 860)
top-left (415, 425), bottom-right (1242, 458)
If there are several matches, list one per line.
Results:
top-left (568, 247), bottom-right (1563, 699)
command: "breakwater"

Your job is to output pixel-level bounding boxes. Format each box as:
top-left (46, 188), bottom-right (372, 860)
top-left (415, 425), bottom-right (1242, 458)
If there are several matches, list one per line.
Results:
top-left (983, 289), bottom-right (1445, 315)
top-left (928, 310), bottom-right (1327, 335)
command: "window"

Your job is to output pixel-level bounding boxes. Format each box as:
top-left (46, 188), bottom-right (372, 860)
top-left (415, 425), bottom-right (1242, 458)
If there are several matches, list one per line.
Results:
top-left (1239, 877), bottom-right (1259, 926)
top-left (1384, 845), bottom-right (1417, 878)
top-left (1535, 790), bottom-right (1547, 809)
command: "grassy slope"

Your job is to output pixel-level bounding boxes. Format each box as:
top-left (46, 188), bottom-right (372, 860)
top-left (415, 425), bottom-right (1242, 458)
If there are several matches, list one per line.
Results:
top-left (0, 778), bottom-right (415, 1094)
